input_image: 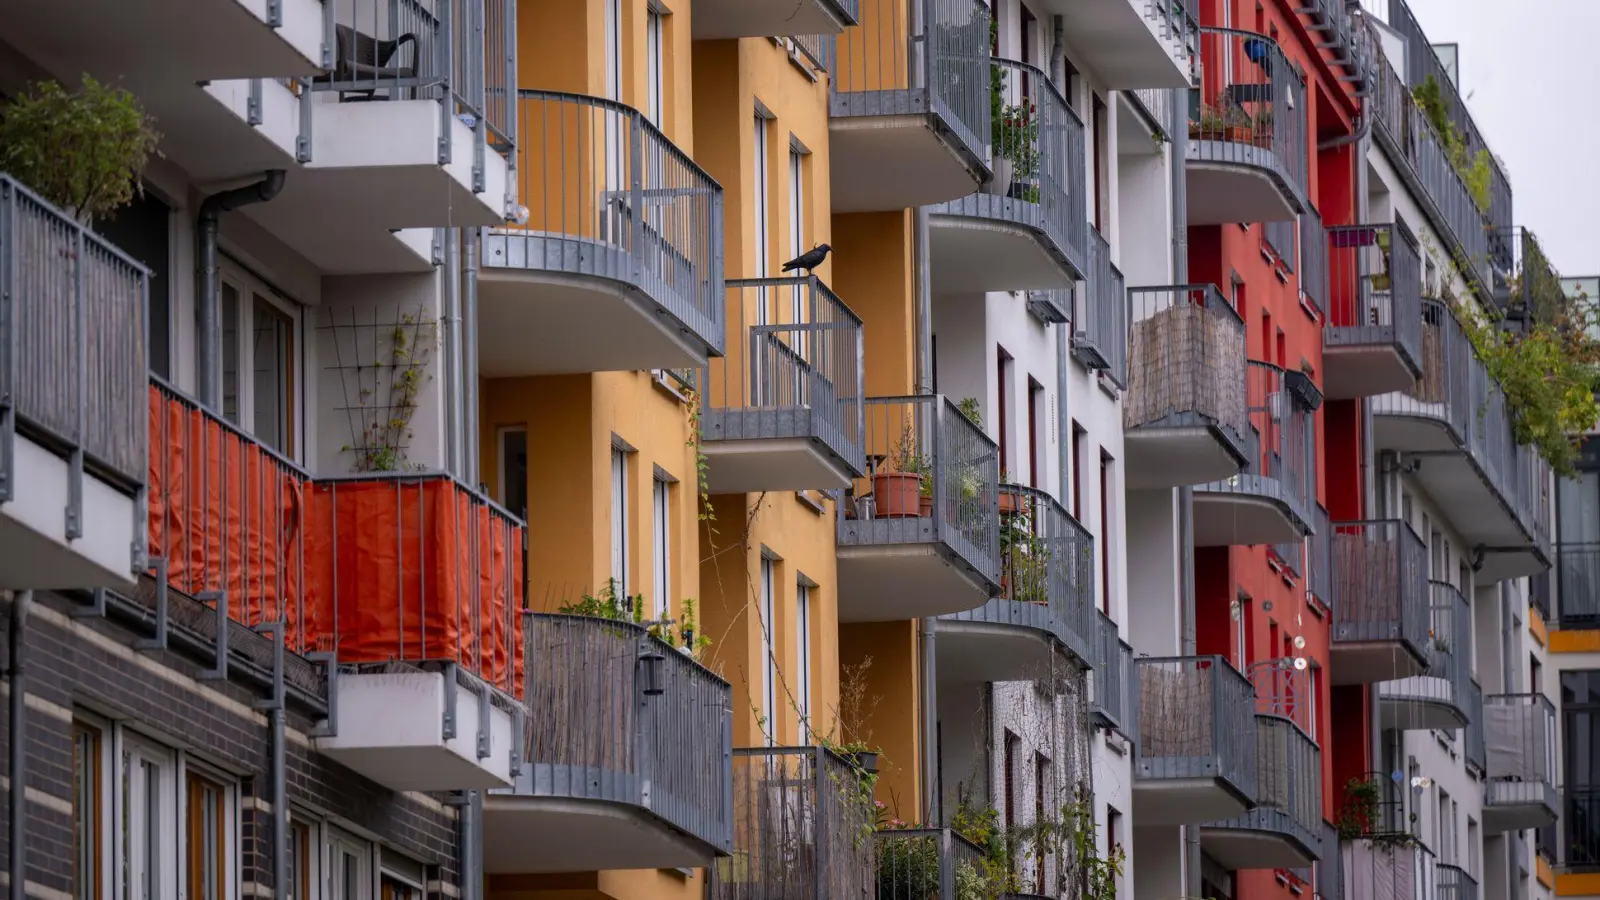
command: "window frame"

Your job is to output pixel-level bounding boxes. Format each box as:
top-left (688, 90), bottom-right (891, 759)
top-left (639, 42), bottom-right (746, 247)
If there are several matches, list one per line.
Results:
top-left (181, 760), bottom-right (239, 900)
top-left (611, 444), bottom-right (630, 596)
top-left (325, 825), bottom-right (374, 900)
top-left (114, 728), bottom-right (180, 900)
top-left (652, 475), bottom-right (672, 620)
top-left (795, 578), bottom-right (813, 736)
top-left (216, 260), bottom-right (304, 461)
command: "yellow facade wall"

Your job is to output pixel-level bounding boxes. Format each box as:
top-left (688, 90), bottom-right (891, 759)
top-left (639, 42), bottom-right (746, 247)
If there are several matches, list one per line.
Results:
top-left (833, 211), bottom-right (917, 396)
top-left (840, 620), bottom-right (924, 821)
top-left (487, 868), bottom-right (707, 900)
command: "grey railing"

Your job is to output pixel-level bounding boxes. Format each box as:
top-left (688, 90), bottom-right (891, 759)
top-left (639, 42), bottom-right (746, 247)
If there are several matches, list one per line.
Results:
top-left (1301, 0), bottom-right (1367, 88)
top-left (932, 57), bottom-right (1086, 279)
top-left (1316, 824), bottom-right (1341, 900)
top-left (1307, 505), bottom-right (1332, 608)
top-left (1325, 222), bottom-right (1423, 377)
top-left (704, 277), bottom-right (865, 478)
top-left (1530, 569), bottom-right (1552, 623)
top-left (1197, 361), bottom-right (1315, 533)
top-left (1496, 227), bottom-right (1567, 323)
top-left (312, 0), bottom-right (516, 175)
top-left (484, 90), bottom-right (725, 358)
top-left (839, 395), bottom-right (1001, 589)
top-left (832, 0), bottom-right (991, 168)
top-left (1129, 88), bottom-right (1177, 142)
top-left (1464, 677), bottom-right (1485, 773)
top-left (519, 613), bottom-right (733, 853)
top-left (944, 484), bottom-right (1094, 663)
top-left (1565, 788), bottom-right (1600, 870)
top-left (1301, 208), bottom-right (1327, 315)
top-left (1250, 657), bottom-right (1313, 734)
top-left (1187, 28), bottom-right (1309, 212)
top-left (1484, 693), bottom-right (1557, 812)
top-left (1124, 284), bottom-right (1248, 453)
top-left (1135, 656), bottom-right (1256, 801)
top-left (874, 828), bottom-right (985, 900)
top-left (1437, 863), bottom-right (1479, 900)
top-left (1343, 837), bottom-right (1438, 900)
top-left (1516, 446), bottom-right (1552, 558)
top-left (0, 173), bottom-right (149, 501)
top-left (1464, 362), bottom-right (1516, 526)
top-left (1371, 299), bottom-right (1470, 441)
top-left (1091, 610), bottom-right (1134, 737)
top-left (1073, 228), bottom-right (1127, 387)
top-left (1264, 219), bottom-right (1296, 273)
top-left (713, 746), bottom-right (873, 900)
top-left (1272, 533), bottom-right (1303, 579)
top-left (1210, 714), bottom-right (1321, 857)
top-left (1378, 581), bottom-right (1471, 723)
top-left (1330, 520), bottom-right (1429, 658)
top-left (1026, 288), bottom-right (1071, 325)
top-left (1558, 542), bottom-right (1600, 627)
top-left (1150, 0), bottom-right (1200, 68)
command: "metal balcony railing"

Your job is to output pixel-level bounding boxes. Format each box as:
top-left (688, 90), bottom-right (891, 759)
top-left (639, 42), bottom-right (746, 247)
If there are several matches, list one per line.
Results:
top-left (486, 90), bottom-right (725, 356)
top-left (1307, 505), bottom-right (1332, 608)
top-left (1026, 288), bottom-right (1071, 325)
top-left (1135, 656), bottom-right (1256, 798)
top-left (1530, 569), bottom-right (1552, 622)
top-left (520, 613), bottom-right (733, 852)
top-left (1325, 222), bottom-right (1423, 375)
top-left (1371, 299), bottom-right (1470, 440)
top-left (1316, 823), bottom-right (1342, 900)
top-left (1300, 0), bottom-right (1368, 90)
top-left (1343, 838), bottom-right (1438, 900)
top-left (703, 277), bottom-right (866, 477)
top-left (1301, 208), bottom-right (1327, 315)
top-left (1210, 714), bottom-right (1322, 857)
top-left (931, 56), bottom-right (1086, 278)
top-left (713, 746), bottom-right (874, 900)
top-left (1123, 284), bottom-right (1248, 451)
top-left (1073, 228), bottom-right (1127, 387)
top-left (874, 828), bottom-right (986, 900)
top-left (1495, 227), bottom-right (1567, 323)
top-left (1558, 542), bottom-right (1600, 627)
top-left (1484, 693), bottom-right (1557, 812)
top-left (309, 0), bottom-right (516, 173)
top-left (1516, 447), bottom-right (1553, 558)
top-left (1437, 863), bottom-right (1479, 900)
top-left (1187, 28), bottom-right (1309, 210)
top-left (1464, 678), bottom-right (1485, 774)
top-left (1129, 88), bottom-right (1177, 142)
top-left (1264, 219), bottom-right (1296, 273)
top-left (840, 395), bottom-right (1002, 589)
top-left (1, 173), bottom-right (149, 507)
top-left (1464, 364), bottom-right (1516, 521)
top-left (831, 0), bottom-right (991, 165)
top-left (1378, 581), bottom-right (1471, 724)
top-left (1197, 361), bottom-right (1315, 532)
top-left (1330, 519), bottom-right (1430, 656)
top-left (1251, 656), bottom-right (1314, 735)
top-left (944, 484), bottom-right (1094, 662)
top-left (1152, 0), bottom-right (1201, 70)
top-left (1091, 610), bottom-right (1135, 737)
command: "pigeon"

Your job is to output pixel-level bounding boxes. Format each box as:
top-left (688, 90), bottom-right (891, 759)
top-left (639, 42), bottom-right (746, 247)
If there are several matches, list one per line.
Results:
top-left (781, 243), bottom-right (832, 274)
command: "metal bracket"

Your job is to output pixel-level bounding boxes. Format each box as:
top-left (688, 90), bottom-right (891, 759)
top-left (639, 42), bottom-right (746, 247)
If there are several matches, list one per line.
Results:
top-left (508, 705), bottom-right (524, 777)
top-left (441, 662), bottom-right (459, 741)
top-left (0, 403), bottom-right (14, 504)
top-left (476, 684), bottom-right (492, 760)
top-left (65, 447), bottom-right (84, 540)
top-left (431, 230), bottom-right (445, 266)
top-left (253, 620), bottom-right (286, 712)
top-left (133, 558), bottom-right (169, 651)
top-left (70, 586), bottom-right (107, 619)
top-left (197, 590), bottom-right (230, 680)
top-left (265, 0), bottom-right (282, 27)
top-left (247, 79), bottom-right (263, 126)
top-left (306, 651), bottom-right (337, 737)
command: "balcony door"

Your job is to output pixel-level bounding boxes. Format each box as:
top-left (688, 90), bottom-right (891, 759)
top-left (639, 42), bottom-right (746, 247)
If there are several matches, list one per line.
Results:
top-left (217, 263), bottom-right (301, 460)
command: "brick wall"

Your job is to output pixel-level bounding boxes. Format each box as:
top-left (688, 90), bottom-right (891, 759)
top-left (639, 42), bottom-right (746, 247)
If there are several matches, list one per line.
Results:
top-left (0, 590), bottom-right (464, 899)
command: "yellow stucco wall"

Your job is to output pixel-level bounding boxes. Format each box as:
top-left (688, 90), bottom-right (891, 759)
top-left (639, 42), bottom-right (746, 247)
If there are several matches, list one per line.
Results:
top-left (840, 620), bottom-right (924, 822)
top-left (833, 211), bottom-right (916, 396)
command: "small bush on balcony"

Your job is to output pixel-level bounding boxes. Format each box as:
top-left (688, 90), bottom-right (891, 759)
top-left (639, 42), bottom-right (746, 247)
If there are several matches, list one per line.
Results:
top-left (0, 76), bottom-right (160, 223)
top-left (1412, 75), bottom-right (1492, 215)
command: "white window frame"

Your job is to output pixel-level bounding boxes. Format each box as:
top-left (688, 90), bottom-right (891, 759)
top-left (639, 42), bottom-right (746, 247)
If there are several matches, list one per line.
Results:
top-left (611, 444), bottom-right (630, 596)
top-left (761, 554), bottom-right (777, 744)
top-left (653, 475), bottom-right (671, 620)
top-left (788, 143), bottom-right (807, 327)
top-left (114, 729), bottom-right (180, 900)
top-left (753, 111), bottom-right (772, 290)
top-left (796, 579), bottom-right (812, 736)
top-left (73, 713), bottom-right (116, 899)
top-left (604, 0), bottom-right (622, 102)
top-left (379, 849), bottom-right (427, 899)
top-left (217, 261), bottom-right (304, 461)
top-left (646, 4), bottom-right (664, 126)
top-left (325, 826), bottom-right (374, 900)
top-left (178, 756), bottom-right (241, 900)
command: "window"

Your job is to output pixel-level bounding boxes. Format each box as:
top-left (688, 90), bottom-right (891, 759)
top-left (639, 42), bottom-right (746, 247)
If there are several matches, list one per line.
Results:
top-left (1034, 753), bottom-right (1051, 886)
top-left (498, 427), bottom-right (528, 518)
top-left (379, 852), bottom-right (425, 900)
top-left (760, 555), bottom-right (777, 743)
top-left (652, 476), bottom-right (671, 620)
top-left (1099, 450), bottom-right (1114, 613)
top-left (1003, 731), bottom-right (1019, 832)
top-left (120, 734), bottom-right (177, 900)
top-left (1092, 94), bottom-right (1107, 230)
top-left (74, 721), bottom-right (104, 900)
top-left (788, 144), bottom-right (808, 323)
top-left (796, 580), bottom-right (813, 734)
top-left (184, 769), bottom-right (232, 900)
top-left (997, 347), bottom-right (1011, 475)
top-left (98, 190), bottom-right (172, 379)
top-left (217, 264), bottom-right (302, 457)
top-left (604, 0), bottom-right (622, 101)
top-left (645, 5), bottom-right (664, 126)
top-left (327, 828), bottom-right (372, 900)
top-left (1070, 421), bottom-right (1086, 520)
top-left (753, 112), bottom-right (771, 284)
top-left (287, 819), bottom-right (315, 900)
top-left (1234, 593), bottom-right (1250, 672)
top-left (611, 445), bottom-right (630, 595)
top-left (1437, 789), bottom-right (1454, 864)
top-left (1027, 378), bottom-right (1043, 489)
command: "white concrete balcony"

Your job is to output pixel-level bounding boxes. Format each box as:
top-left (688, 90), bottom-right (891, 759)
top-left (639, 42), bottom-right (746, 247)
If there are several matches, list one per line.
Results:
top-left (1034, 0), bottom-right (1196, 89)
top-left (1134, 656), bottom-right (1257, 826)
top-left (694, 0), bottom-right (856, 39)
top-left (1483, 694), bottom-right (1558, 833)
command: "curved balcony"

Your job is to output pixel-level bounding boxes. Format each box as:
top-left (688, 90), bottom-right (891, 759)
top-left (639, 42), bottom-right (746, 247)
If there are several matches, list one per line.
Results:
top-left (830, 0), bottom-right (991, 211)
top-left (1185, 28), bottom-right (1309, 224)
top-left (1201, 714), bottom-right (1322, 868)
top-left (1324, 222), bottom-right (1423, 399)
top-left (938, 485), bottom-right (1095, 680)
top-left (1483, 693), bottom-right (1558, 832)
top-left (1329, 520), bottom-right (1431, 685)
top-left (701, 277), bottom-right (866, 494)
top-left (480, 91), bottom-right (724, 375)
top-left (485, 614), bottom-right (733, 873)
top-left (1379, 581), bottom-right (1471, 731)
top-left (929, 58), bottom-right (1086, 291)
top-left (1123, 285), bottom-right (1249, 488)
top-left (837, 395), bottom-right (1001, 621)
top-left (1194, 361), bottom-right (1315, 546)
top-left (1135, 656), bottom-right (1257, 825)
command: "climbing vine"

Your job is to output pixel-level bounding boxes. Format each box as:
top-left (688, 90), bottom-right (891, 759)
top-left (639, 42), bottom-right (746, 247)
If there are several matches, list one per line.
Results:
top-left (331, 306), bottom-right (439, 473)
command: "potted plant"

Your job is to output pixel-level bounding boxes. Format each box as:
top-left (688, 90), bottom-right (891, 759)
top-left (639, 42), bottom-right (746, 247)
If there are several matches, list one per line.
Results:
top-left (997, 479), bottom-right (1019, 515)
top-left (875, 422), bottom-right (929, 518)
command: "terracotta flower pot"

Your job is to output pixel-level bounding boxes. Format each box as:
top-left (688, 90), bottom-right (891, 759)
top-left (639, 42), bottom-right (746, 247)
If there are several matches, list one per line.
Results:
top-left (919, 495), bottom-right (934, 518)
top-left (998, 490), bottom-right (1019, 515)
top-left (873, 472), bottom-right (923, 518)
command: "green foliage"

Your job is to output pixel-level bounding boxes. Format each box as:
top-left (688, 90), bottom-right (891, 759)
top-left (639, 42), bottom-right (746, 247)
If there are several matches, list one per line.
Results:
top-left (342, 310), bottom-right (438, 473)
top-left (1412, 75), bottom-right (1493, 215)
top-left (1000, 498), bottom-right (1051, 605)
top-left (0, 76), bottom-right (160, 222)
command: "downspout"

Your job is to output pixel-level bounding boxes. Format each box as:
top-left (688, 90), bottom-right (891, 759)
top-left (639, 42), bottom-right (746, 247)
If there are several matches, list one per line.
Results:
top-left (197, 170), bottom-right (286, 409)
top-left (441, 230), bottom-right (462, 478)
top-left (8, 590), bottom-right (32, 900)
top-left (914, 141), bottom-right (938, 823)
top-left (462, 228), bottom-right (480, 487)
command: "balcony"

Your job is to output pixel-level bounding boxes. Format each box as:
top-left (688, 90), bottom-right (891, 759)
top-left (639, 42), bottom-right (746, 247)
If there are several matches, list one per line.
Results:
top-left (485, 613), bottom-right (733, 872)
top-left (0, 176), bottom-right (147, 592)
top-left (1297, 0), bottom-right (1370, 97)
top-left (938, 485), bottom-right (1095, 680)
top-left (1558, 542), bottom-right (1600, 628)
top-left (1134, 656), bottom-right (1257, 825)
top-left (1465, 679), bottom-right (1486, 774)
top-left (1073, 228), bottom-right (1129, 387)
top-left (1185, 29), bottom-right (1308, 224)
top-left (1328, 520), bottom-right (1430, 685)
top-left (1378, 581), bottom-right (1471, 731)
top-left (1091, 611), bottom-right (1135, 737)
top-left (1483, 694), bottom-right (1558, 832)
top-left (1343, 839), bottom-right (1437, 900)
top-left (928, 58), bottom-right (1086, 291)
top-left (837, 395), bottom-right (1001, 621)
top-left (1123, 285), bottom-right (1249, 489)
top-left (1323, 222), bottom-right (1423, 399)
top-left (701, 278), bottom-right (866, 494)
top-left (1201, 714), bottom-right (1322, 868)
top-left (480, 91), bottom-right (725, 374)
top-left (711, 747), bottom-right (873, 900)
top-left (694, 0), bottom-right (856, 39)
top-left (1438, 863), bottom-right (1480, 900)
top-left (1049, 0), bottom-right (1195, 89)
top-left (1316, 824), bottom-right (1342, 900)
top-left (1495, 227), bottom-right (1568, 327)
top-left (1194, 361), bottom-right (1315, 546)
top-left (874, 829), bottom-right (986, 900)
top-left (829, 0), bottom-right (991, 211)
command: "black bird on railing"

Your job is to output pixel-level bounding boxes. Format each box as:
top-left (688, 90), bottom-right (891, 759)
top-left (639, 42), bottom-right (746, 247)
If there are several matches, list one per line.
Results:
top-left (781, 243), bottom-right (832, 274)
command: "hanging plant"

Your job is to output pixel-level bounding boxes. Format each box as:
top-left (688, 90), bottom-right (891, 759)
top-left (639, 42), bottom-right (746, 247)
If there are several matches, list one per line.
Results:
top-left (0, 76), bottom-right (160, 223)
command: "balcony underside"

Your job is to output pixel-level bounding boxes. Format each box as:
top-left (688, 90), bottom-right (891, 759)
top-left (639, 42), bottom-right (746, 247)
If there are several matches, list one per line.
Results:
top-left (1185, 145), bottom-right (1303, 224)
top-left (1049, 0), bottom-right (1191, 88)
top-left (1200, 821), bottom-right (1318, 870)
top-left (315, 671), bottom-right (516, 792)
top-left (692, 0), bottom-right (852, 39)
top-left (836, 536), bottom-right (994, 622)
top-left (935, 611), bottom-right (1074, 684)
top-left (0, 433), bottom-right (137, 592)
top-left (483, 791), bottom-right (720, 873)
top-left (478, 239), bottom-right (718, 376)
top-left (0, 0), bottom-right (321, 85)
top-left (1193, 481), bottom-right (1306, 546)
top-left (1329, 639), bottom-right (1429, 686)
top-left (1402, 452), bottom-right (1540, 582)
top-left (1379, 678), bottom-right (1467, 730)
top-left (1125, 421), bottom-right (1247, 490)
top-left (928, 203), bottom-right (1080, 292)
top-left (1322, 340), bottom-right (1419, 400)
top-left (701, 429), bottom-right (856, 494)
top-left (829, 98), bottom-right (987, 213)
top-left (1484, 786), bottom-right (1557, 833)
top-left (1134, 775), bottom-right (1253, 826)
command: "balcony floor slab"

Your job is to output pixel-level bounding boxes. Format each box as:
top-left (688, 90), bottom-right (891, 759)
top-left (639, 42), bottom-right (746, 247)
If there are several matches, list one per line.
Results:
top-left (1186, 145), bottom-right (1302, 225)
top-left (1329, 641), bottom-right (1429, 686)
top-left (1200, 826), bottom-right (1318, 870)
top-left (483, 795), bottom-right (719, 873)
top-left (836, 540), bottom-right (992, 622)
top-left (692, 0), bottom-right (851, 39)
top-left (702, 436), bottom-right (854, 495)
top-left (935, 618), bottom-right (1068, 684)
top-left (829, 107), bottom-right (986, 213)
top-left (928, 209), bottom-right (1078, 292)
top-left (1193, 486), bottom-right (1305, 546)
top-left (0, 434), bottom-right (138, 593)
top-left (1134, 778), bottom-right (1252, 827)
top-left (1125, 426), bottom-right (1245, 490)
top-left (1323, 344), bottom-right (1419, 400)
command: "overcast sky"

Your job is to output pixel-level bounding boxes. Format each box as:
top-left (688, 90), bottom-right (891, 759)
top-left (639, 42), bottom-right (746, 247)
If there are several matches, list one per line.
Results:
top-left (1399, 0), bottom-right (1600, 276)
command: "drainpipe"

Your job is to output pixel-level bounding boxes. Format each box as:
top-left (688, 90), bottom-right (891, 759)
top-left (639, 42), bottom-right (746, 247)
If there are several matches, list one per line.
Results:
top-left (197, 171), bottom-right (286, 409)
top-left (8, 590), bottom-right (31, 900)
top-left (462, 228), bottom-right (480, 486)
top-left (441, 230), bottom-right (462, 478)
